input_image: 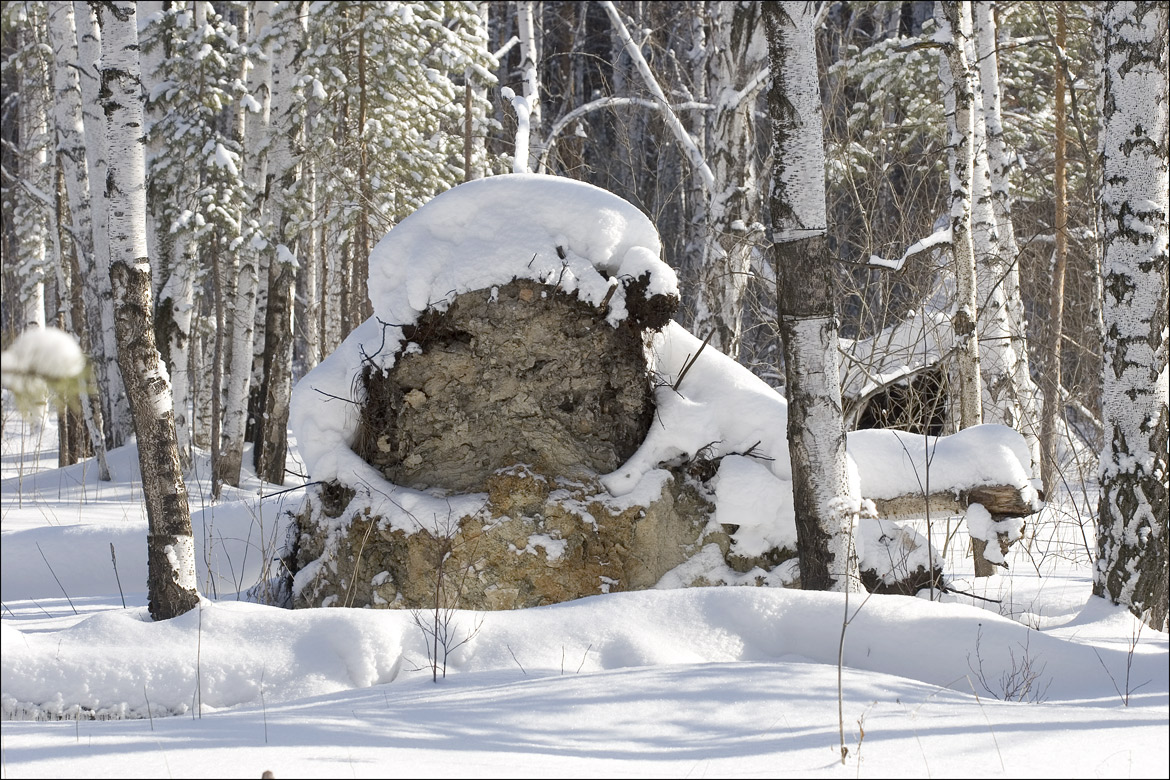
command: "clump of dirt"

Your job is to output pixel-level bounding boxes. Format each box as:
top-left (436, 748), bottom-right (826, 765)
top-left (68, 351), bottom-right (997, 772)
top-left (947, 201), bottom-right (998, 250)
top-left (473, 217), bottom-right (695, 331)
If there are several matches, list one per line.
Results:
top-left (354, 277), bottom-right (675, 494)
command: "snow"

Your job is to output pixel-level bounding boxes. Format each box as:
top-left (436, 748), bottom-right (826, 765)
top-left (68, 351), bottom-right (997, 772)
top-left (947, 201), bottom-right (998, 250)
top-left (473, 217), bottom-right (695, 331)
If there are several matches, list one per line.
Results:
top-left (839, 309), bottom-right (954, 403)
top-left (2, 413), bottom-right (1167, 777)
top-left (0, 326), bottom-right (86, 399)
top-left (211, 141), bottom-right (239, 176)
top-left (4, 176), bottom-right (1166, 777)
top-left (866, 225), bottom-right (951, 271)
top-left (848, 424), bottom-right (1037, 501)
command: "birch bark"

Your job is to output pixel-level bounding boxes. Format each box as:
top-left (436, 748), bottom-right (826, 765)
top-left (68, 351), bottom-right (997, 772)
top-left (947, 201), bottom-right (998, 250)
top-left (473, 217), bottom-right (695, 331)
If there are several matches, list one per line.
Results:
top-left (1094, 0), bottom-right (1169, 633)
top-left (94, 0), bottom-right (199, 621)
top-left (764, 2), bottom-right (860, 593)
top-left (47, 1), bottom-right (111, 480)
top-left (974, 2), bottom-right (1040, 468)
top-left (75, 0), bottom-right (130, 448)
top-left (935, 0), bottom-right (982, 431)
top-left (691, 1), bottom-right (767, 361)
top-left (216, 6), bottom-right (259, 492)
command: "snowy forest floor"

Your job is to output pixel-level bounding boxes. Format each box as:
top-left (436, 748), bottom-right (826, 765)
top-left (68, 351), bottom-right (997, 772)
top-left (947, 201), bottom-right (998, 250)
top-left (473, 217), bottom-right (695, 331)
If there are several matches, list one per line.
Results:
top-left (1, 396), bottom-right (1167, 779)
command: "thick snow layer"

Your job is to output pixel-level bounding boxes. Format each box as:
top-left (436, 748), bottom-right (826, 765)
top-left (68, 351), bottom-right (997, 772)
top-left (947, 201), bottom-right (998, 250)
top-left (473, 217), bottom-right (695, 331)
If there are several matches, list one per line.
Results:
top-left (839, 310), bottom-right (954, 401)
top-left (366, 173), bottom-right (676, 326)
top-left (848, 424), bottom-right (1038, 502)
top-left (290, 174), bottom-right (678, 493)
top-left (602, 321), bottom-right (794, 496)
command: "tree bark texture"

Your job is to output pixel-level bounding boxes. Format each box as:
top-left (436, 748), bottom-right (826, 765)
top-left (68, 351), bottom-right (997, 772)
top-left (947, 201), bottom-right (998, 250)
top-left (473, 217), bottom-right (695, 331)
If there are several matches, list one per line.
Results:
top-left (1041, 6), bottom-right (1070, 497)
top-left (1094, 0), bottom-right (1169, 632)
top-left (764, 1), bottom-right (859, 593)
top-left (692, 0), bottom-right (767, 361)
top-left (936, 0), bottom-right (982, 431)
top-left (96, 0), bottom-right (199, 621)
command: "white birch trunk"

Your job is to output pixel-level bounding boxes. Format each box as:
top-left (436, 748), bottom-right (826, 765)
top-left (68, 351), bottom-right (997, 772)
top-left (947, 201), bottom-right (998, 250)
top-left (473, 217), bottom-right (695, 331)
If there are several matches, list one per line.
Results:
top-left (16, 12), bottom-right (49, 334)
top-left (96, 0), bottom-right (199, 621)
top-left (47, 1), bottom-right (111, 481)
top-left (691, 1), bottom-right (767, 361)
top-left (974, 2), bottom-right (1040, 468)
top-left (75, 0), bottom-right (130, 448)
top-left (935, 1), bottom-right (982, 431)
top-left (215, 7), bottom-right (258, 491)
top-left (158, 239), bottom-right (196, 467)
top-left (1094, 0), bottom-right (1169, 633)
top-left (968, 26), bottom-right (1021, 435)
top-left (764, 3), bottom-right (860, 593)
top-left (516, 0), bottom-right (542, 171)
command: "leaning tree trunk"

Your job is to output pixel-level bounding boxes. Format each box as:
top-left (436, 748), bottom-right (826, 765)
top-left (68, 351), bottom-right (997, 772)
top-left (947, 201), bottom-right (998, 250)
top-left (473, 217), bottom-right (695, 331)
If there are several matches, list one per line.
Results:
top-left (1094, 0), bottom-right (1169, 633)
top-left (96, 0), bottom-right (199, 621)
top-left (764, 2), bottom-right (860, 593)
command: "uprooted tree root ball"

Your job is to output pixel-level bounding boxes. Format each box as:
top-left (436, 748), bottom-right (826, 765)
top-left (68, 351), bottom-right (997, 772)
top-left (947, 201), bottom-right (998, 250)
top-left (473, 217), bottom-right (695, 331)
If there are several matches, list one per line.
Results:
top-left (353, 277), bottom-right (670, 495)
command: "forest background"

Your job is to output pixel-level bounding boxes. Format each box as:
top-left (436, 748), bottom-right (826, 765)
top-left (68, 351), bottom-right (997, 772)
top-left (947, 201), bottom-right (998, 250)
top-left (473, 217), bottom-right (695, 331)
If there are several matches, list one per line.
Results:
top-left (0, 1), bottom-right (1166, 625)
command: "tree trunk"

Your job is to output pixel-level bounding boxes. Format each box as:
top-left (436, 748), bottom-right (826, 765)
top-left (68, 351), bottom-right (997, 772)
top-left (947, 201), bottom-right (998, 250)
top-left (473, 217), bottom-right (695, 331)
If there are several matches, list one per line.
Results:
top-left (968, 22), bottom-right (1022, 437)
top-left (1041, 6), bottom-right (1069, 498)
top-left (254, 4), bottom-right (298, 484)
top-left (935, 0), bottom-right (982, 431)
top-left (75, 0), bottom-right (130, 448)
top-left (1094, 0), bottom-right (1169, 633)
top-left (692, 1), bottom-right (767, 360)
top-left (974, 1), bottom-right (1040, 469)
top-left (47, 1), bottom-right (111, 479)
top-left (96, 0), bottom-right (199, 621)
top-left (215, 7), bottom-right (258, 492)
top-left (764, 2), bottom-right (860, 593)
top-left (15, 10), bottom-right (49, 335)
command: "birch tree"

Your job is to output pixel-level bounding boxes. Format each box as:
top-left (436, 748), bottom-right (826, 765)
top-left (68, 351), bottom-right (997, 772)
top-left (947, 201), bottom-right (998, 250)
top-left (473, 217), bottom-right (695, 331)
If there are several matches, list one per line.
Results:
top-left (1094, 0), bottom-right (1169, 633)
top-left (75, 0), bottom-right (131, 448)
top-left (935, 0), bottom-right (982, 431)
top-left (691, 1), bottom-right (768, 361)
top-left (47, 0), bottom-right (111, 480)
top-left (764, 1), bottom-right (859, 593)
top-left (974, 1), bottom-right (1040, 468)
top-left (7, 2), bottom-right (50, 334)
top-left (1040, 4), bottom-right (1070, 496)
top-left (967, 9), bottom-right (1025, 440)
top-left (94, 0), bottom-right (199, 621)
top-left (253, 0), bottom-right (301, 485)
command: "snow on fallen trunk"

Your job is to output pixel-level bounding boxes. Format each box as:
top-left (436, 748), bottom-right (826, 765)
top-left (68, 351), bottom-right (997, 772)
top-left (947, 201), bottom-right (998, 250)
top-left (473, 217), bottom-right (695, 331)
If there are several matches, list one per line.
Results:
top-left (847, 424), bottom-right (1038, 503)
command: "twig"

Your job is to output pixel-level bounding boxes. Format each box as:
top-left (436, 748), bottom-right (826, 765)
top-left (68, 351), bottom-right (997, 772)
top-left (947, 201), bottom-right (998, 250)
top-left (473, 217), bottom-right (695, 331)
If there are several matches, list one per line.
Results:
top-left (143, 684), bottom-right (155, 731)
top-left (576, 643), bottom-right (592, 674)
top-left (507, 644), bottom-right (527, 675)
top-left (111, 543), bottom-right (126, 609)
top-left (673, 330), bottom-right (715, 392)
top-left (36, 542), bottom-right (77, 615)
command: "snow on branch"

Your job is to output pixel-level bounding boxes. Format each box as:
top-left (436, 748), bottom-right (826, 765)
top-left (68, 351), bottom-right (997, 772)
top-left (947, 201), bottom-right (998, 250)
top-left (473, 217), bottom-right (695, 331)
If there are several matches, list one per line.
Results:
top-left (599, 1), bottom-right (716, 192)
top-left (867, 226), bottom-right (951, 271)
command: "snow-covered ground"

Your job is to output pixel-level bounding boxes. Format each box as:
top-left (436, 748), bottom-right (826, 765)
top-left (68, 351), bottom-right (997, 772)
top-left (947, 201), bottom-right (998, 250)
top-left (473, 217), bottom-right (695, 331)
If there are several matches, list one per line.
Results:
top-left (2, 398), bottom-right (1166, 779)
